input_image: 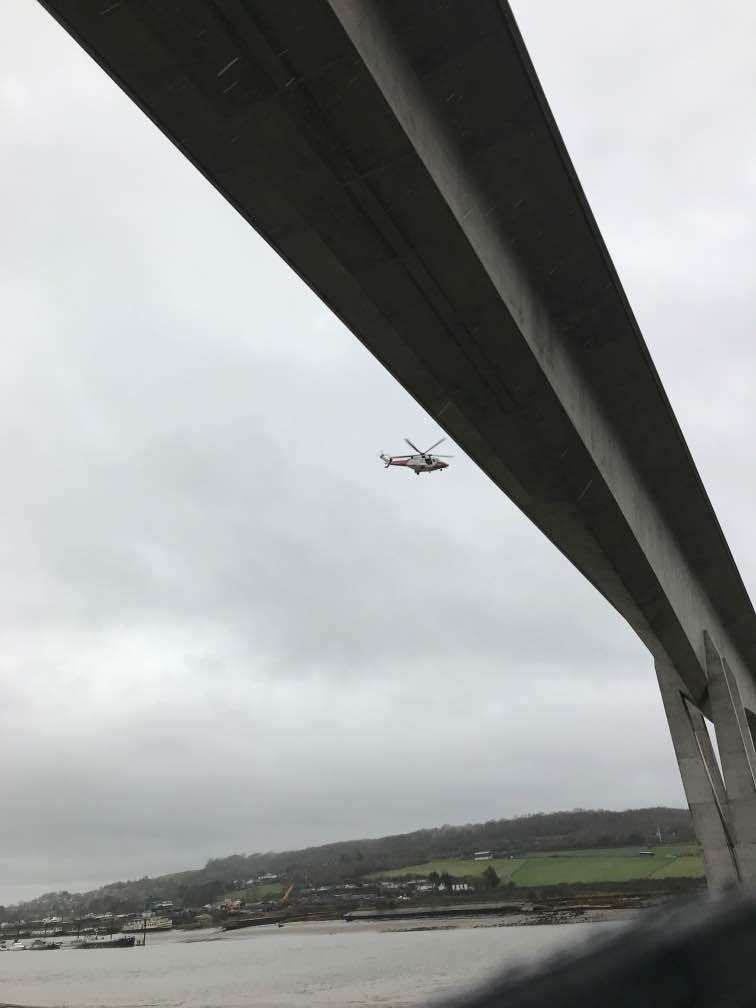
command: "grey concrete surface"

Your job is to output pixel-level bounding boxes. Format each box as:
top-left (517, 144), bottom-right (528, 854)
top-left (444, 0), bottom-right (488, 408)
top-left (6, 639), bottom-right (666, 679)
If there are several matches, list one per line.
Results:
top-left (704, 633), bottom-right (756, 881)
top-left (655, 653), bottom-right (738, 889)
top-left (35, 1), bottom-right (756, 882)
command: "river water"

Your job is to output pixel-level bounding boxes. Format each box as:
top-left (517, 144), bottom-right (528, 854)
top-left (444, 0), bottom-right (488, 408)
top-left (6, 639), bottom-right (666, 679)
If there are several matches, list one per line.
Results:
top-left (0, 920), bottom-right (621, 1007)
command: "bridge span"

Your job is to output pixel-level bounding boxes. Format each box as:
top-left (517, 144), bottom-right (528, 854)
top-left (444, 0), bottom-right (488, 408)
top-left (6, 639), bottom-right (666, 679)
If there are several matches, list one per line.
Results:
top-left (38, 0), bottom-right (756, 888)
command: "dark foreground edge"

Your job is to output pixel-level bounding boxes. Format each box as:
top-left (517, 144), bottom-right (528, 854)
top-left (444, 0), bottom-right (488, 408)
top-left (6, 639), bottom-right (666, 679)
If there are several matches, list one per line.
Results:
top-left (440, 893), bottom-right (756, 1008)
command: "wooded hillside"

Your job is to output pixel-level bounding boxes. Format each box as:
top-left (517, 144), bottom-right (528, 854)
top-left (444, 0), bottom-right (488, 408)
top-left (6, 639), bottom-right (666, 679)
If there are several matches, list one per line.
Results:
top-left (2, 807), bottom-right (693, 920)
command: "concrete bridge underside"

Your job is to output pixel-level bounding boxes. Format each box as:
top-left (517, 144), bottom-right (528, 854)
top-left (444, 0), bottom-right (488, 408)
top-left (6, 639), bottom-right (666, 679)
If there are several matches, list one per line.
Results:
top-left (38, 0), bottom-right (756, 887)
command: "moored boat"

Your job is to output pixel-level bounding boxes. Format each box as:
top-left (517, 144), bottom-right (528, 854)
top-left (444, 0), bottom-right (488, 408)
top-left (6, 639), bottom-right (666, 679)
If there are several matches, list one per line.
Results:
top-left (122, 914), bottom-right (172, 932)
top-left (73, 934), bottom-right (136, 949)
top-left (222, 910), bottom-right (290, 930)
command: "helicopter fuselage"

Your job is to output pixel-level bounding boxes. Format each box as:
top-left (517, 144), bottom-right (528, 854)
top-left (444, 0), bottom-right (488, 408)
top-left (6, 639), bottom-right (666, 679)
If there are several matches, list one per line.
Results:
top-left (380, 454), bottom-right (448, 474)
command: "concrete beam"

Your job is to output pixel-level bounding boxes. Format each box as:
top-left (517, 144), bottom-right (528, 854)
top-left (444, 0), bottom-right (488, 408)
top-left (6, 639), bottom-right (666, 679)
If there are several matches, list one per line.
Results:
top-left (323, 0), bottom-right (756, 705)
top-left (35, 0), bottom-right (756, 702)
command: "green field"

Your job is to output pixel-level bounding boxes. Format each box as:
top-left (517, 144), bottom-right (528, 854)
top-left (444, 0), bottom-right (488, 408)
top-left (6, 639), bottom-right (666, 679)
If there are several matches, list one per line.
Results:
top-left (374, 845), bottom-right (704, 887)
top-left (232, 881), bottom-right (284, 902)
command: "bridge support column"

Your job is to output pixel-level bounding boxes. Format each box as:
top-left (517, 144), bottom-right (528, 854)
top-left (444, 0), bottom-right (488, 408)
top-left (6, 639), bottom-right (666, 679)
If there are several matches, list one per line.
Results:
top-left (704, 632), bottom-right (756, 882)
top-left (655, 653), bottom-right (739, 890)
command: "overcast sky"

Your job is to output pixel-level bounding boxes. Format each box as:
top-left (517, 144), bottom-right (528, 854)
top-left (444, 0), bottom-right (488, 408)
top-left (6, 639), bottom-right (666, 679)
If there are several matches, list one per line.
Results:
top-left (1, 1), bottom-right (754, 905)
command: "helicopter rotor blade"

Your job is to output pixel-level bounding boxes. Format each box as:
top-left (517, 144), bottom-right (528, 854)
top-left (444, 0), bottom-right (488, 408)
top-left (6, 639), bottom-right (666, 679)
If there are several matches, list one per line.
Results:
top-left (404, 438), bottom-right (422, 454)
top-left (424, 437), bottom-right (446, 453)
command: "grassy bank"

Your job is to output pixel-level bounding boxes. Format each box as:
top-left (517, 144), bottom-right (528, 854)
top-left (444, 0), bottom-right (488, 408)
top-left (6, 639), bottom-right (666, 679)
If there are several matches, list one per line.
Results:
top-left (232, 882), bottom-right (284, 903)
top-left (374, 844), bottom-right (704, 887)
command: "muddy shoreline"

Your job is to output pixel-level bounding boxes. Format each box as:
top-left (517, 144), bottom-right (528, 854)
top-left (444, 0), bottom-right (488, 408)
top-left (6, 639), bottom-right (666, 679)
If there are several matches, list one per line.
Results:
top-left (381, 906), bottom-right (641, 932)
top-left (201, 905), bottom-right (645, 940)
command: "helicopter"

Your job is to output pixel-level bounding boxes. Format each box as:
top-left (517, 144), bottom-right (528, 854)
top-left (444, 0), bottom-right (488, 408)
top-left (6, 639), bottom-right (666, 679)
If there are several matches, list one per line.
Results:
top-left (379, 438), bottom-right (454, 475)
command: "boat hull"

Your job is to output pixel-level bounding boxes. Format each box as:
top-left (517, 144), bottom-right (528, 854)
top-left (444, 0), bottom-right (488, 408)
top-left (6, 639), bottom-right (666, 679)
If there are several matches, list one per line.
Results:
top-left (74, 935), bottom-right (136, 949)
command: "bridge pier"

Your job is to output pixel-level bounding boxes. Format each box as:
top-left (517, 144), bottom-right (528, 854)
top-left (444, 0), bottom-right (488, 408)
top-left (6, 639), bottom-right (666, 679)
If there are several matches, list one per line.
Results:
top-left (655, 653), bottom-right (739, 890)
top-left (657, 633), bottom-right (756, 889)
top-left (704, 632), bottom-right (756, 881)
